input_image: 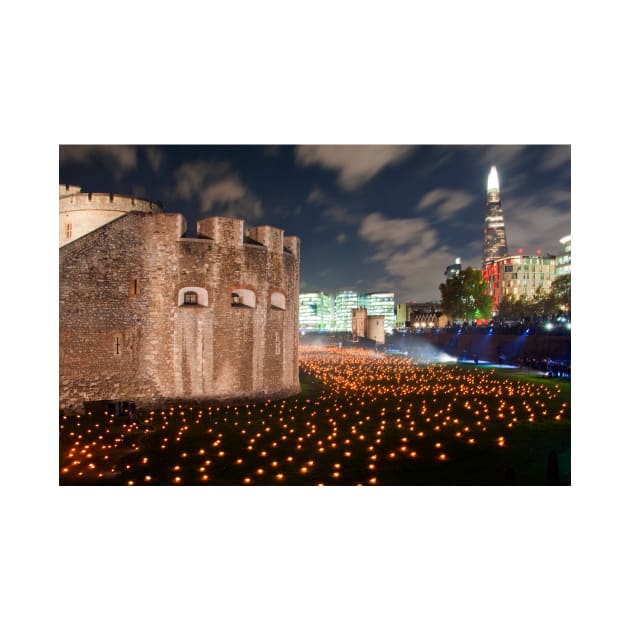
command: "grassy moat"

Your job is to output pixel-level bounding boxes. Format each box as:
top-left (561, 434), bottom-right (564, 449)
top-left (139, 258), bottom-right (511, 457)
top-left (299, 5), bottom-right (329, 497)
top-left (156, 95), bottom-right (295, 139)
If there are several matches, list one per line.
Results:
top-left (59, 347), bottom-right (570, 485)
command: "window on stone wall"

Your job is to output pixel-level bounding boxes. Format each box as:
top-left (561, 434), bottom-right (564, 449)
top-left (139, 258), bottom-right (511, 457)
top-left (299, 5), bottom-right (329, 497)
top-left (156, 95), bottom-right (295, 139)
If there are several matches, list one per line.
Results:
top-left (65, 223), bottom-right (72, 239)
top-left (270, 291), bottom-right (286, 310)
top-left (231, 288), bottom-right (256, 308)
top-left (177, 287), bottom-right (208, 307)
top-left (131, 278), bottom-right (140, 297)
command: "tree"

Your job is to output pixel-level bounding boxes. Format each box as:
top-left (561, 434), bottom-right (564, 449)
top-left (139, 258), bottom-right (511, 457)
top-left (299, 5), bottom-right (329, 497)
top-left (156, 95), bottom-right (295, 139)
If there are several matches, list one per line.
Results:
top-left (439, 267), bottom-right (493, 322)
top-left (496, 274), bottom-right (571, 321)
top-left (497, 294), bottom-right (522, 321)
top-left (548, 273), bottom-right (571, 313)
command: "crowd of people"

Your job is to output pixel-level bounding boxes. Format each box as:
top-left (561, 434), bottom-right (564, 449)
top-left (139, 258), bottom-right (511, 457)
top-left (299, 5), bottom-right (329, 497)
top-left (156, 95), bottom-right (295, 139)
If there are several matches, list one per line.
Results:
top-left (405, 320), bottom-right (571, 336)
top-left (518, 356), bottom-right (571, 379)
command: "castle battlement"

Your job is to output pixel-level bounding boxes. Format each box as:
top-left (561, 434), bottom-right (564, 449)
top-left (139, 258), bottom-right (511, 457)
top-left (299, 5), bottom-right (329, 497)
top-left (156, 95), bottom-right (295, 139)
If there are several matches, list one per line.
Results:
top-left (59, 184), bottom-right (82, 198)
top-left (196, 218), bottom-right (299, 257)
top-left (59, 189), bottom-right (163, 215)
top-left (245, 225), bottom-right (285, 254)
top-left (60, 186), bottom-right (301, 412)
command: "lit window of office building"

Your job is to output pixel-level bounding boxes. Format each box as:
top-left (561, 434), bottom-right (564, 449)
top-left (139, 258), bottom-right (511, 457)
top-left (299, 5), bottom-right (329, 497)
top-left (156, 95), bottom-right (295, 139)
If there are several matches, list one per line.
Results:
top-left (483, 254), bottom-right (556, 311)
top-left (298, 292), bottom-right (333, 330)
top-left (444, 257), bottom-right (462, 280)
top-left (333, 290), bottom-right (359, 331)
top-left (301, 290), bottom-right (396, 332)
top-left (358, 292), bottom-right (395, 333)
top-left (557, 235), bottom-right (571, 276)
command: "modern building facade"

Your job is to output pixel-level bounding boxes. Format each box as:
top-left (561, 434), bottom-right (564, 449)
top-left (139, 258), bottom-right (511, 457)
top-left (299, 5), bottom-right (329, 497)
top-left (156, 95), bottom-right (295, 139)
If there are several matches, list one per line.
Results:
top-left (444, 258), bottom-right (462, 280)
top-left (557, 235), bottom-right (571, 276)
top-left (483, 253), bottom-right (556, 311)
top-left (483, 166), bottom-right (509, 266)
top-left (299, 290), bottom-right (395, 332)
top-left (358, 292), bottom-right (395, 332)
top-left (298, 292), bottom-right (334, 330)
top-left (333, 290), bottom-right (360, 332)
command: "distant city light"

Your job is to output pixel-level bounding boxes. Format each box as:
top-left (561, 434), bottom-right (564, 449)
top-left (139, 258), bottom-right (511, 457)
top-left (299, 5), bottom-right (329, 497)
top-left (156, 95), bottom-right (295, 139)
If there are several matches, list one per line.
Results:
top-left (487, 165), bottom-right (499, 191)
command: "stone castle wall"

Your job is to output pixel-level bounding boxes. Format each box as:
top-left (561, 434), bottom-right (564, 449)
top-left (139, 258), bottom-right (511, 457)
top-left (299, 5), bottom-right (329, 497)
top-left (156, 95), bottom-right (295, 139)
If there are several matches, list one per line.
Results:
top-left (60, 199), bottom-right (300, 412)
top-left (59, 187), bottom-right (163, 246)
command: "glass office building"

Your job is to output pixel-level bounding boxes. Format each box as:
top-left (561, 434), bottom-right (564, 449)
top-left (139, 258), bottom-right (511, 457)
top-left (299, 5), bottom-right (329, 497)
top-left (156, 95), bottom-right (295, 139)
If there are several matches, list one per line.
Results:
top-left (299, 292), bottom-right (334, 330)
top-left (299, 290), bottom-right (396, 332)
top-left (359, 292), bottom-right (396, 332)
top-left (483, 254), bottom-right (556, 311)
top-left (333, 291), bottom-right (359, 332)
top-left (557, 235), bottom-right (571, 276)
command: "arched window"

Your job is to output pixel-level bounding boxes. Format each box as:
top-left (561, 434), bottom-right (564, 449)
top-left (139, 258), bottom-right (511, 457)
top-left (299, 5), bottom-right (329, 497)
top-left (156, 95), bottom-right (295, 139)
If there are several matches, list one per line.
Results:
top-left (231, 288), bottom-right (256, 308)
top-left (270, 291), bottom-right (286, 310)
top-left (177, 286), bottom-right (209, 307)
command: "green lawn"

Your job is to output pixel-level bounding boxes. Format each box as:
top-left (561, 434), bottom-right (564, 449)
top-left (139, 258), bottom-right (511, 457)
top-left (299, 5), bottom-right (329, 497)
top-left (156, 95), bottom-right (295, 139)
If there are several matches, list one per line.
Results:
top-left (59, 350), bottom-right (570, 485)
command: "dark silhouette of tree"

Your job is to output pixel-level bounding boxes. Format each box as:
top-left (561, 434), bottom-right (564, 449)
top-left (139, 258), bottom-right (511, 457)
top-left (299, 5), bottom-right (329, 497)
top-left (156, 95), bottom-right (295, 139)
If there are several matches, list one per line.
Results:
top-left (548, 273), bottom-right (571, 313)
top-left (497, 274), bottom-right (571, 320)
top-left (439, 267), bottom-right (493, 322)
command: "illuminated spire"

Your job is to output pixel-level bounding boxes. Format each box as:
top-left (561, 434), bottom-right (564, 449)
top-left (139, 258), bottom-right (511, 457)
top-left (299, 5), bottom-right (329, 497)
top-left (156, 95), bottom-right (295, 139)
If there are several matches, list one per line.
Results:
top-left (483, 165), bottom-right (507, 265)
top-left (487, 166), bottom-right (499, 192)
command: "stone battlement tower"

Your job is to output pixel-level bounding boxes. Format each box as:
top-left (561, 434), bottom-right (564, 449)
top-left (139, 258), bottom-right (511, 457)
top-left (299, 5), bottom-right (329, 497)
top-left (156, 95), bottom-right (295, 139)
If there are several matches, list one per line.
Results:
top-left (59, 185), bottom-right (300, 412)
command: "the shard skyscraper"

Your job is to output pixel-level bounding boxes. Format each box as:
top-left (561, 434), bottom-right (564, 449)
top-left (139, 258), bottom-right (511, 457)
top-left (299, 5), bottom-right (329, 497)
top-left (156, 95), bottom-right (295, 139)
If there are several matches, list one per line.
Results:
top-left (483, 165), bottom-right (508, 265)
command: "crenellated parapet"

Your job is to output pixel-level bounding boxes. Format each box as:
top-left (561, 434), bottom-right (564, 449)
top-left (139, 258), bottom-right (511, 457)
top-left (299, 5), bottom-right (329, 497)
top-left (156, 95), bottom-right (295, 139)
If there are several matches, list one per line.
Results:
top-left (197, 216), bottom-right (244, 247)
top-left (59, 184), bottom-right (163, 247)
top-left (245, 225), bottom-right (284, 254)
top-left (196, 217), bottom-right (299, 259)
top-left (59, 184), bottom-right (82, 198)
top-left (60, 185), bottom-right (301, 412)
top-left (59, 190), bottom-right (163, 214)
top-left (283, 235), bottom-right (300, 258)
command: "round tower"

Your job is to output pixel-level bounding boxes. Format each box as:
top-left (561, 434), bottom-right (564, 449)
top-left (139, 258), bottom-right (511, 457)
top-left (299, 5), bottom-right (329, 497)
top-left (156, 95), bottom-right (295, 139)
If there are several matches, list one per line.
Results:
top-left (59, 184), bottom-right (162, 246)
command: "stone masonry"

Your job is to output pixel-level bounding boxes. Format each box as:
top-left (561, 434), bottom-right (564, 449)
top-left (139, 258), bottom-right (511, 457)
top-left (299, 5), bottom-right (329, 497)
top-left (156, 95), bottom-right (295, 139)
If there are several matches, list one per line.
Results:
top-left (59, 186), bottom-right (300, 412)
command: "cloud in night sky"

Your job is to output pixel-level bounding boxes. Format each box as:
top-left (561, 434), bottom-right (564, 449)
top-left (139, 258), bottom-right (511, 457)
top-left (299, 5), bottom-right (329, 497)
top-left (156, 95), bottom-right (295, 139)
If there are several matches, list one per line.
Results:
top-left (322, 205), bottom-right (362, 226)
top-left (417, 188), bottom-right (476, 220)
top-left (174, 160), bottom-right (263, 220)
top-left (60, 145), bottom-right (138, 175)
top-left (358, 212), bottom-right (456, 298)
top-left (540, 145), bottom-right (571, 172)
top-left (478, 145), bottom-right (529, 171)
top-left (296, 145), bottom-right (415, 190)
top-left (502, 192), bottom-right (570, 255)
top-left (145, 146), bottom-right (164, 173)
top-left (60, 144), bottom-right (570, 304)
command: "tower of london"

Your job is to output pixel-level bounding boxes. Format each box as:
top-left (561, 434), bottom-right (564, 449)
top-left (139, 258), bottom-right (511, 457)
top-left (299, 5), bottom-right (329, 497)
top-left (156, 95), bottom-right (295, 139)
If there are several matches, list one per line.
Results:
top-left (59, 185), bottom-right (301, 412)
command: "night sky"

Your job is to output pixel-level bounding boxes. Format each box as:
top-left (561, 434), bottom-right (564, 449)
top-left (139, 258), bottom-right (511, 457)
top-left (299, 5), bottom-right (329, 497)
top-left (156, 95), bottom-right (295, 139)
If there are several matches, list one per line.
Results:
top-left (59, 144), bottom-right (570, 303)
top-left (15, 1), bottom-right (628, 624)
